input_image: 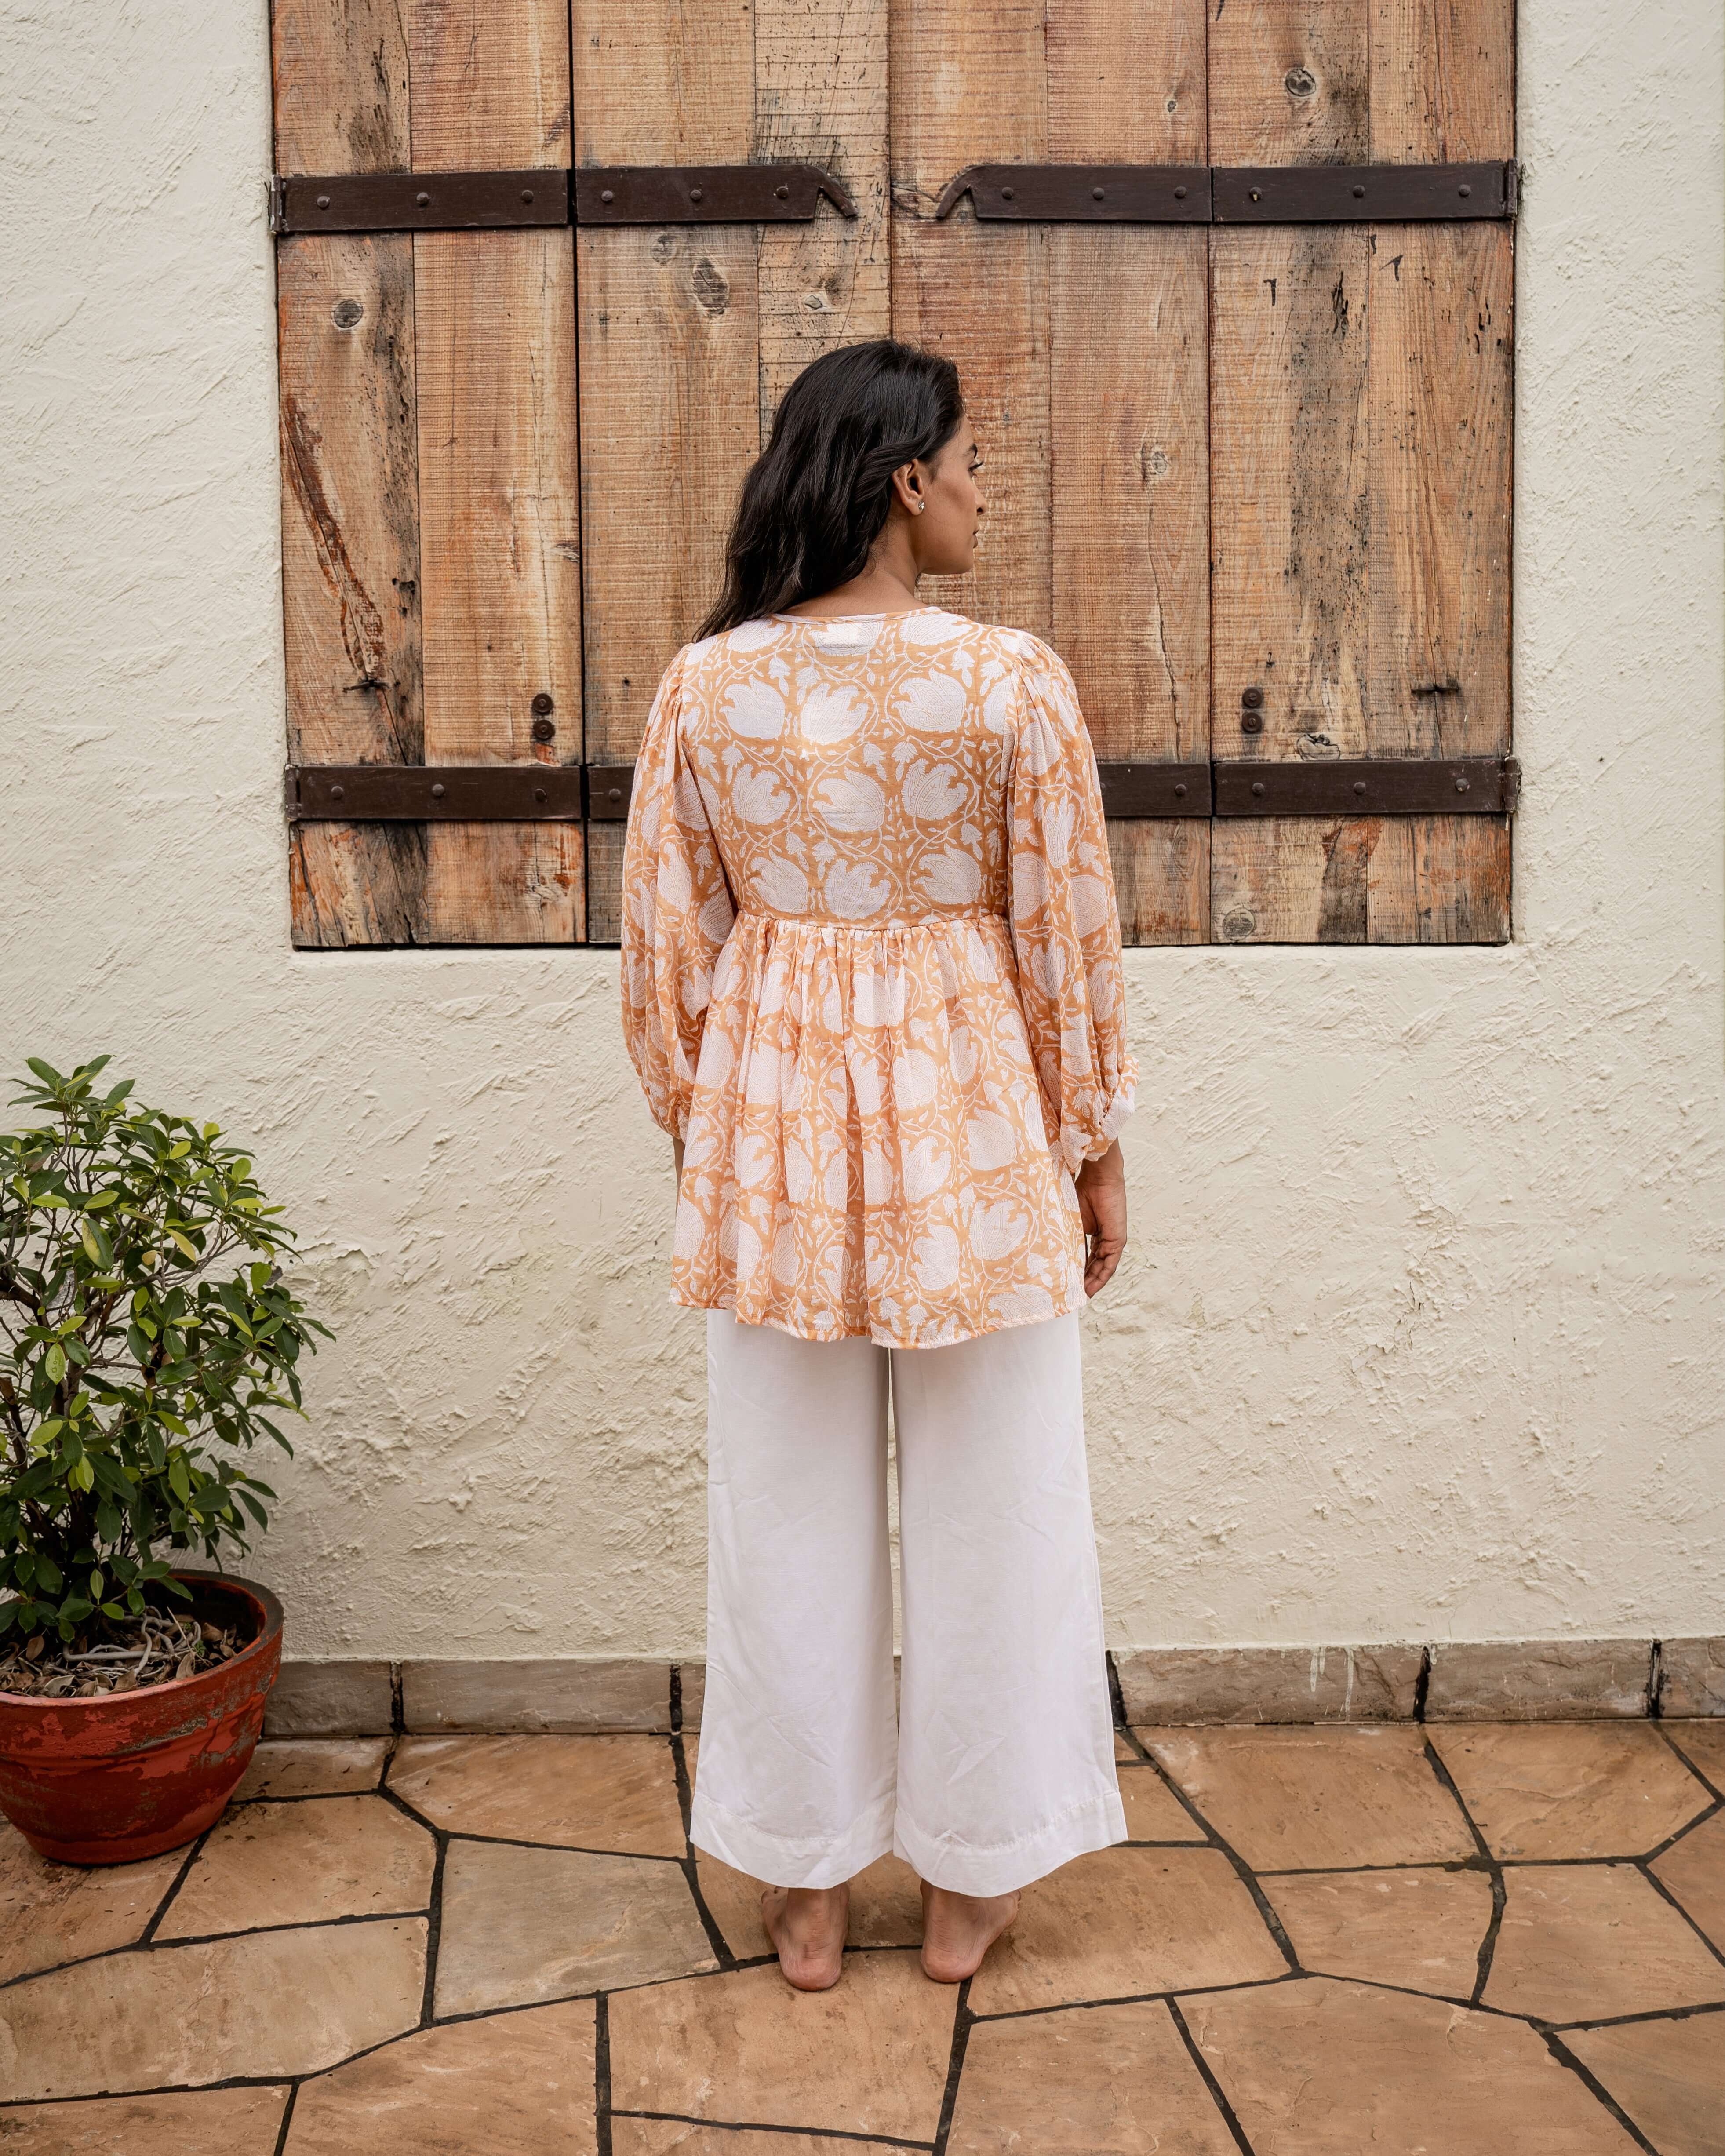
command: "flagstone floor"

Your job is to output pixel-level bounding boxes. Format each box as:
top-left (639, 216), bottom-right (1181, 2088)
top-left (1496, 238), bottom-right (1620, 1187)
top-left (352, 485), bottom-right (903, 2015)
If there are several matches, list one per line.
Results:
top-left (1, 1717), bottom-right (1721, 2153)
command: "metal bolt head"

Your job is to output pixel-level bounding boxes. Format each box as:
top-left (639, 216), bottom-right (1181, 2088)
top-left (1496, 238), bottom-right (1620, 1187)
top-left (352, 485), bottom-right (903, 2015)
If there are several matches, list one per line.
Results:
top-left (1241, 685), bottom-right (1265, 709)
top-left (1173, 781), bottom-right (1187, 798)
top-left (1241, 711), bottom-right (1264, 734)
top-left (690, 186), bottom-right (703, 202)
top-left (330, 784), bottom-right (345, 801)
top-left (1458, 183), bottom-right (1472, 198)
top-left (315, 193), bottom-right (331, 210)
top-left (430, 782), bottom-right (446, 800)
top-left (1455, 776), bottom-right (1470, 793)
top-left (1092, 186), bottom-right (1105, 200)
top-left (1249, 188), bottom-right (1262, 202)
top-left (531, 692), bottom-right (554, 715)
top-left (1001, 186), bottom-right (1015, 201)
top-left (1352, 780), bottom-right (1367, 796)
top-left (534, 786), bottom-right (547, 804)
top-left (531, 716), bottom-right (557, 743)
top-left (608, 787), bottom-right (622, 805)
top-left (521, 189), bottom-right (534, 204)
top-left (1250, 780), bottom-right (1266, 797)
top-left (1352, 183), bottom-right (1366, 198)
top-left (774, 183), bottom-right (789, 199)
top-left (600, 188), bottom-right (615, 204)
top-left (416, 191), bottom-right (431, 208)
top-left (1174, 184), bottom-right (1187, 200)
top-left (1284, 66), bottom-right (1317, 98)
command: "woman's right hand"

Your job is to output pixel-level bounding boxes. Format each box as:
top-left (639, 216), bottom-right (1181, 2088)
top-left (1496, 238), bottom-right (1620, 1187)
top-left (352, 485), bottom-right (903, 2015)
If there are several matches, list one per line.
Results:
top-left (1074, 1140), bottom-right (1127, 1297)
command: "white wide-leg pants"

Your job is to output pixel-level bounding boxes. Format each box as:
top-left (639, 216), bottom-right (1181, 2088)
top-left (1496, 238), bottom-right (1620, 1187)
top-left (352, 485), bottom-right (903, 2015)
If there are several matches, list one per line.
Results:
top-left (688, 1308), bottom-right (1127, 1897)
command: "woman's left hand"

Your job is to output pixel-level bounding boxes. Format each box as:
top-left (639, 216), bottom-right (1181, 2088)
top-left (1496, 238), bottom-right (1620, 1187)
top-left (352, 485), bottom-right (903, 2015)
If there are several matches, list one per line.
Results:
top-left (1074, 1140), bottom-right (1127, 1297)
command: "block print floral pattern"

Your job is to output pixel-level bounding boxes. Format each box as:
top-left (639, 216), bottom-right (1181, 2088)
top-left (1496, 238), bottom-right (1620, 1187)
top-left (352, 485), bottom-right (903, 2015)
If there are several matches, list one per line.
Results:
top-left (621, 608), bottom-right (1136, 1349)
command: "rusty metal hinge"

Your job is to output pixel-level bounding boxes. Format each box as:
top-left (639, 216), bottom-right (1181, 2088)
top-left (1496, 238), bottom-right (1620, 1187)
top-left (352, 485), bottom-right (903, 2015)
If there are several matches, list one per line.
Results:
top-left (936, 160), bottom-right (1514, 224)
top-left (286, 757), bottom-right (1518, 825)
top-left (1210, 757), bottom-right (1516, 816)
top-left (285, 765), bottom-right (583, 820)
top-left (270, 163), bottom-right (854, 236)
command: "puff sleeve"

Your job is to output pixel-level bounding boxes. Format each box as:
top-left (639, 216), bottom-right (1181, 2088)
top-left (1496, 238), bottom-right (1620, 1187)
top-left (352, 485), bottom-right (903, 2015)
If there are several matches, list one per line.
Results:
top-left (620, 646), bottom-right (736, 1139)
top-left (1006, 639), bottom-right (1138, 1175)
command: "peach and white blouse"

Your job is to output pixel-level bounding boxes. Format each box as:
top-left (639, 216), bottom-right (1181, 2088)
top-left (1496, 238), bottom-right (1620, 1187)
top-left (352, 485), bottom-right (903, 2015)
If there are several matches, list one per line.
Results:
top-left (620, 607), bottom-right (1136, 1349)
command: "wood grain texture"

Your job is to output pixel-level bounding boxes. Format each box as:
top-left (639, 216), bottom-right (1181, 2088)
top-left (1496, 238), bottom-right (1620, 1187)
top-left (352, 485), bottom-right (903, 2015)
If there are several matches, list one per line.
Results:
top-left (271, 0), bottom-right (411, 173)
top-left (409, 1), bottom-right (581, 942)
top-left (407, 0), bottom-right (572, 167)
top-left (274, 5), bottom-right (423, 946)
top-left (1367, 222), bottom-right (1511, 753)
top-left (1369, 0), bottom-right (1515, 159)
top-left (891, 0), bottom-right (1051, 636)
top-left (1207, 0), bottom-right (1514, 943)
top-left (754, 0), bottom-right (892, 422)
top-left (1048, 0), bottom-right (1211, 945)
top-left (415, 228), bottom-right (583, 940)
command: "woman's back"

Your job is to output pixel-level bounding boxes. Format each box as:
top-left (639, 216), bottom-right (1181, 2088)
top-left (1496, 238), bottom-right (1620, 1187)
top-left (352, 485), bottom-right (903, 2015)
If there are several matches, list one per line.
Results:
top-left (622, 606), bottom-right (1135, 1350)
top-left (681, 607), bottom-right (1027, 925)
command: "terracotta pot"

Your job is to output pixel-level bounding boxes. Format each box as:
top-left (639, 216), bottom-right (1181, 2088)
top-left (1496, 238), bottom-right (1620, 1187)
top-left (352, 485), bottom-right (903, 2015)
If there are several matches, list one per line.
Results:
top-left (0, 1572), bottom-right (283, 1866)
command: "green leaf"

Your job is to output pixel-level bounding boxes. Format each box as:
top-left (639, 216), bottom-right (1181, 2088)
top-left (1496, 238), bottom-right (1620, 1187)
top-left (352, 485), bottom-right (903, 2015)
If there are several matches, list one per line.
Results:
top-left (167, 1231), bottom-right (198, 1261)
top-left (44, 1343), bottom-right (66, 1384)
top-left (168, 1455), bottom-right (192, 1504)
top-left (69, 1456), bottom-right (95, 1493)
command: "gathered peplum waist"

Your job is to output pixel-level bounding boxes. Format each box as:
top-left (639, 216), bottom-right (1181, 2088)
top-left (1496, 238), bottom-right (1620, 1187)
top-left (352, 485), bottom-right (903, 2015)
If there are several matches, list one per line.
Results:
top-left (731, 907), bottom-right (1011, 932)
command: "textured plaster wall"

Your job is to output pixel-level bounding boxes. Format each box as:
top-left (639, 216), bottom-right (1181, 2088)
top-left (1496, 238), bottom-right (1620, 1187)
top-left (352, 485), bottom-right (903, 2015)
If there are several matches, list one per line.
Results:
top-left (2, 0), bottom-right (1720, 1661)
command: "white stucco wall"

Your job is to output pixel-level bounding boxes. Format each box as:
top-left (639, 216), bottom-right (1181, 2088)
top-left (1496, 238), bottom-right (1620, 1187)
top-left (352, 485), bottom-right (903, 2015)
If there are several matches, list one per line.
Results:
top-left (3, 0), bottom-right (1720, 1662)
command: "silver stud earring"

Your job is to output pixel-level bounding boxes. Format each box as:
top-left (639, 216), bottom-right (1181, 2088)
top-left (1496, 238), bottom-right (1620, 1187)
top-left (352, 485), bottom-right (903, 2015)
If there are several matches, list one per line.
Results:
top-left (916, 500), bottom-right (925, 513)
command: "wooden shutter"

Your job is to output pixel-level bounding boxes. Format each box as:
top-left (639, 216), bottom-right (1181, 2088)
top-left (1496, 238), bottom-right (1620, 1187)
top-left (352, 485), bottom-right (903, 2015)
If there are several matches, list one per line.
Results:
top-left (275, 1), bottom-right (582, 946)
top-left (270, 0), bottom-right (1514, 950)
top-left (1206, 0), bottom-right (1514, 943)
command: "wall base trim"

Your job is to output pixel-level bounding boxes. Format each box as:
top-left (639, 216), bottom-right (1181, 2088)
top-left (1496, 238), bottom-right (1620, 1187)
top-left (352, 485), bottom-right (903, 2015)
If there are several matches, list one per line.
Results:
top-left (261, 1637), bottom-right (1725, 1738)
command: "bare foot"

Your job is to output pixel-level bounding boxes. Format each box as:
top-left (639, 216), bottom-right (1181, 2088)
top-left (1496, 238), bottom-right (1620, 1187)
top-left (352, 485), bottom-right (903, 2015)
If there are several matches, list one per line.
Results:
top-left (761, 1883), bottom-right (849, 1991)
top-left (919, 1878), bottom-right (1020, 1983)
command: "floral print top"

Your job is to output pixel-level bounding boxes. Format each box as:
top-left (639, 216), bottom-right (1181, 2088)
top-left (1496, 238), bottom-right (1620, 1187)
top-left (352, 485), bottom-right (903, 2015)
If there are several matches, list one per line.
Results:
top-left (620, 607), bottom-right (1136, 1349)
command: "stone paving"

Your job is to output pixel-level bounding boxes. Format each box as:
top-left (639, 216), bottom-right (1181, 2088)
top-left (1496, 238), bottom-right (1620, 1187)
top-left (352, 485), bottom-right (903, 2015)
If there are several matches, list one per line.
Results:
top-left (0, 1719), bottom-right (1721, 2152)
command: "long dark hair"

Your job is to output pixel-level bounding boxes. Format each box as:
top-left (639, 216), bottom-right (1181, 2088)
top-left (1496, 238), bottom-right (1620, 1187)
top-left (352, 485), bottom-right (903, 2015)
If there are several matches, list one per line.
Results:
top-left (696, 339), bottom-right (964, 638)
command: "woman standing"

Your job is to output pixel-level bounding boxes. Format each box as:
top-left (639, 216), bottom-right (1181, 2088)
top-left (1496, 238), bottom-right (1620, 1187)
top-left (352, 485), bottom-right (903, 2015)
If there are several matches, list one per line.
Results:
top-left (621, 339), bottom-right (1135, 1992)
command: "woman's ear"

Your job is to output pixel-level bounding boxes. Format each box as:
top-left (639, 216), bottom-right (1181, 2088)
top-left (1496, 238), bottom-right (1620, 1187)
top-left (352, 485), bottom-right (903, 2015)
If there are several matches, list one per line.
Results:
top-left (891, 460), bottom-right (923, 517)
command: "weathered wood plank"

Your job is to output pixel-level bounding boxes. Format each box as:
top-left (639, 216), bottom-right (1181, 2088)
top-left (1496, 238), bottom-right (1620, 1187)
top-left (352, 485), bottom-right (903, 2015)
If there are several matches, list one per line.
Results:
top-left (1207, 0), bottom-right (1514, 943)
top-left (1369, 0), bottom-right (1515, 160)
top-left (278, 234), bottom-right (426, 946)
top-left (1109, 822), bottom-right (1210, 947)
top-left (273, 4), bottom-right (424, 947)
top-left (754, 0), bottom-right (892, 423)
top-left (1366, 221), bottom-right (1512, 753)
top-left (891, 0), bottom-right (1051, 638)
top-left (1208, 0), bottom-right (1370, 167)
top-left (407, 0), bottom-right (572, 167)
top-left (1210, 228), bottom-right (1372, 760)
top-left (271, 0), bottom-right (411, 174)
top-left (1043, 0), bottom-right (1211, 943)
top-left (411, 1), bottom-right (582, 942)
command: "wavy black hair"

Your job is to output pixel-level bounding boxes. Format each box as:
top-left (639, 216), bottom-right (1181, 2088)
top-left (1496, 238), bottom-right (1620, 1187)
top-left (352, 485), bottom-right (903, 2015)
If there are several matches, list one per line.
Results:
top-left (696, 338), bottom-right (964, 638)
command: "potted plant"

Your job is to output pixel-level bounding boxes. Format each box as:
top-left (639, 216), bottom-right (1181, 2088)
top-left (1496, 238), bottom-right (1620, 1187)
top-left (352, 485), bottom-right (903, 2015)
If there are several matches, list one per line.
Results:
top-left (0, 1055), bottom-right (328, 1864)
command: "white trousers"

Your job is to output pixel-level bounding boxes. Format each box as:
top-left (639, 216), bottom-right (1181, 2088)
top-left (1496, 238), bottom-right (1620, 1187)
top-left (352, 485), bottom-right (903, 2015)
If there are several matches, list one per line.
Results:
top-left (689, 1309), bottom-right (1127, 1896)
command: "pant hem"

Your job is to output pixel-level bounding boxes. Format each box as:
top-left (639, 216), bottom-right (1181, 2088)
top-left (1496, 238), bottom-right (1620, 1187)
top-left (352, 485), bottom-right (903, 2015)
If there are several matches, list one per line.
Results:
top-left (689, 1787), bottom-right (896, 1890)
top-left (892, 1786), bottom-right (1129, 1896)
